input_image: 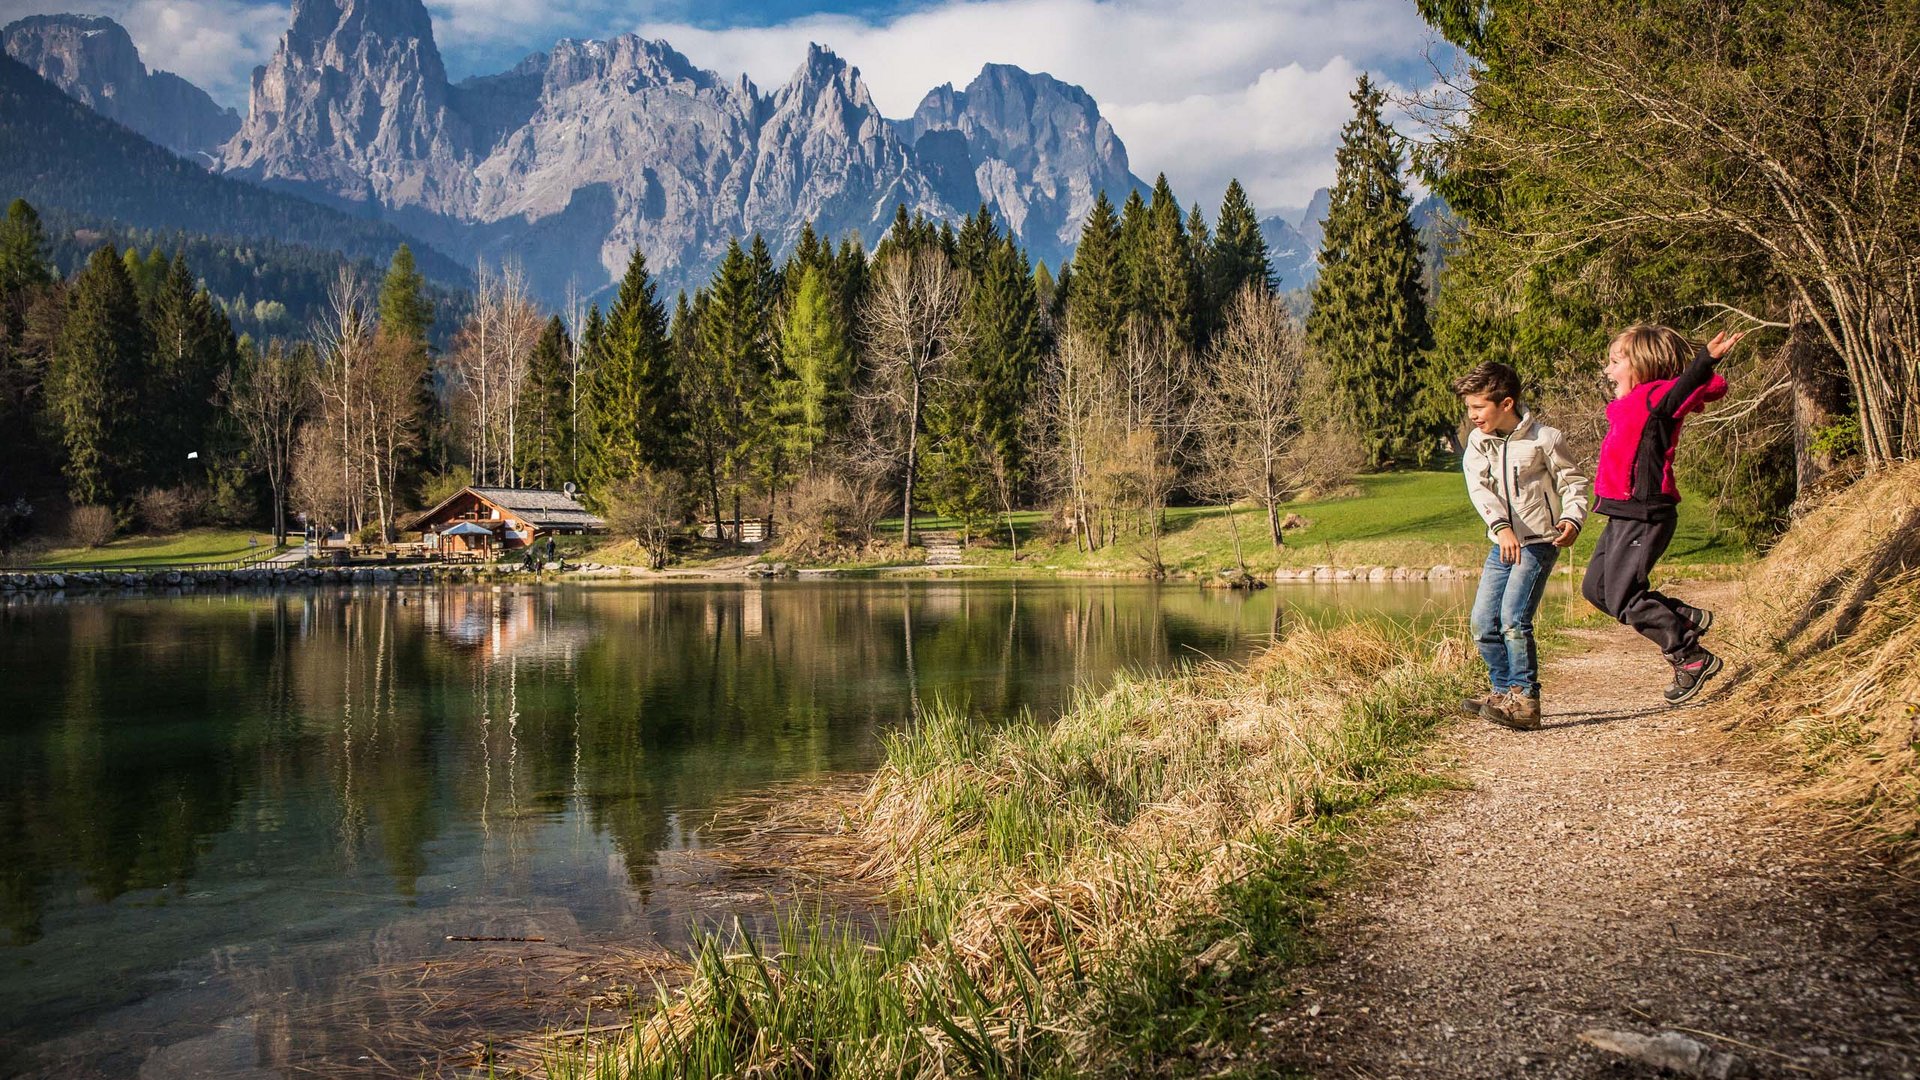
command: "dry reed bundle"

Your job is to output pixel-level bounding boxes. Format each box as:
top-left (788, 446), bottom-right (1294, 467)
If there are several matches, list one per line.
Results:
top-left (1719, 461), bottom-right (1920, 860)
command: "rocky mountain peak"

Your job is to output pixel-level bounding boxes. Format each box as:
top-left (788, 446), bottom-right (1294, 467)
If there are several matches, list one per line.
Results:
top-left (3, 13), bottom-right (238, 163)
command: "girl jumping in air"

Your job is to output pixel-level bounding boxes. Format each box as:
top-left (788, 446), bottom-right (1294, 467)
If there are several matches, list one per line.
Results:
top-left (1582, 325), bottom-right (1744, 704)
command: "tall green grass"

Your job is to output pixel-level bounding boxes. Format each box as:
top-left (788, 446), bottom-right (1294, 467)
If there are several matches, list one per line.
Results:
top-left (556, 618), bottom-right (1473, 1078)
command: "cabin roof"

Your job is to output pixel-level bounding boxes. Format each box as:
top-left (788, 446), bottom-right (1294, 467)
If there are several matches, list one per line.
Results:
top-left (410, 486), bottom-right (606, 532)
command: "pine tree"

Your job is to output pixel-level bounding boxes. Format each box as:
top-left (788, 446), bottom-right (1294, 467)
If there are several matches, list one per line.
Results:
top-left (956, 204), bottom-right (999, 280)
top-left (580, 247), bottom-right (678, 504)
top-left (143, 253), bottom-right (234, 485)
top-left (701, 240), bottom-right (774, 532)
top-left (1208, 180), bottom-right (1274, 320)
top-left (1305, 76), bottom-right (1435, 468)
top-left (50, 245), bottom-right (146, 507)
top-left (0, 199), bottom-right (52, 296)
top-left (1065, 192), bottom-right (1125, 362)
top-left (1134, 174), bottom-right (1196, 347)
top-left (518, 315), bottom-right (572, 489)
top-left (774, 265), bottom-right (852, 470)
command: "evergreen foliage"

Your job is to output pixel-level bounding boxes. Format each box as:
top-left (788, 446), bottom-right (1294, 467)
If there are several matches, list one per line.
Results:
top-left (1065, 193), bottom-right (1126, 362)
top-left (49, 245), bottom-right (145, 507)
top-left (774, 265), bottom-right (852, 470)
top-left (1305, 76), bottom-right (1437, 469)
top-left (580, 248), bottom-right (677, 505)
top-left (518, 315), bottom-right (573, 490)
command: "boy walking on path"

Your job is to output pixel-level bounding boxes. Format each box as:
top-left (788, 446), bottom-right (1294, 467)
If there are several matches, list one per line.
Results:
top-left (1454, 362), bottom-right (1590, 730)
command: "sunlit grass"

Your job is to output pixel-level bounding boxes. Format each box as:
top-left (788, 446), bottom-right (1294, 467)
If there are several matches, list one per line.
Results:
top-left (24, 528), bottom-right (287, 568)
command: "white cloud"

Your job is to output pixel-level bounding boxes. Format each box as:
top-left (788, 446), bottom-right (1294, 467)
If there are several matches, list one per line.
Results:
top-left (115, 0), bottom-right (288, 104)
top-left (635, 0), bottom-right (1451, 214)
top-left (0, 0), bottom-right (289, 106)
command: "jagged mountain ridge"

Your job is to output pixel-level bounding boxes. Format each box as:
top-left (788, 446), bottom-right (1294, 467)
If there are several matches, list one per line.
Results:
top-left (3, 14), bottom-right (239, 163)
top-left (215, 0), bottom-right (1143, 300)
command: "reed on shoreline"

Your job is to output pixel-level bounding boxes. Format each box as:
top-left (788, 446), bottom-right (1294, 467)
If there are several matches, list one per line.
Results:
top-left (537, 616), bottom-right (1471, 1078)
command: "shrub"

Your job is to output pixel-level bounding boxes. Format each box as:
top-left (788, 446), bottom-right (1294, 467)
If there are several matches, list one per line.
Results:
top-left (606, 469), bottom-right (690, 569)
top-left (780, 471), bottom-right (892, 557)
top-left (1282, 422), bottom-right (1368, 500)
top-left (135, 485), bottom-right (205, 533)
top-left (67, 505), bottom-right (116, 548)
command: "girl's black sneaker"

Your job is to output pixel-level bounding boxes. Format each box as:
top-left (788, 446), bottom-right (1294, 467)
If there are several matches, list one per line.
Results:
top-left (1664, 650), bottom-right (1723, 704)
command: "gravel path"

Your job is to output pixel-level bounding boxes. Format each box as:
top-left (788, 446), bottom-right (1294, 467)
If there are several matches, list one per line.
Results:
top-left (1265, 600), bottom-right (1920, 1079)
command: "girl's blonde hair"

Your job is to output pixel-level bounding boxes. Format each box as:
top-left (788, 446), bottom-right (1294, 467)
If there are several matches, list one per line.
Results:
top-left (1611, 324), bottom-right (1694, 386)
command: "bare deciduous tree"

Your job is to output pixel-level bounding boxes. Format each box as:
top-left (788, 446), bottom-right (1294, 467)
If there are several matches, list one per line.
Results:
top-left (220, 340), bottom-right (310, 544)
top-left (859, 248), bottom-right (971, 546)
top-left (1196, 285), bottom-right (1308, 546)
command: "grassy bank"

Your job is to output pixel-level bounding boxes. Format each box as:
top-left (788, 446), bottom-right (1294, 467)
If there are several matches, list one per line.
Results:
top-left (1717, 461), bottom-right (1920, 860)
top-left (551, 616), bottom-right (1474, 1078)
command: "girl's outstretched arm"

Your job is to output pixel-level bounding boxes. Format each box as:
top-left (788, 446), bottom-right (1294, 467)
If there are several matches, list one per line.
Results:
top-left (1654, 331), bottom-right (1745, 417)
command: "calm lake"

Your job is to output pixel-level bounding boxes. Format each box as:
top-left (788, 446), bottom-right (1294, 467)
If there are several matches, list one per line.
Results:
top-left (0, 579), bottom-right (1463, 1077)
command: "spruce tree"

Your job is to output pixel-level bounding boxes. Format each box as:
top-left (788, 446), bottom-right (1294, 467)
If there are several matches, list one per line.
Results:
top-left (1305, 76), bottom-right (1435, 468)
top-left (956, 204), bottom-right (999, 280)
top-left (519, 315), bottom-right (572, 489)
top-left (1065, 192), bottom-right (1125, 361)
top-left (50, 245), bottom-right (146, 507)
top-left (580, 248), bottom-right (677, 504)
top-left (1134, 174), bottom-right (1196, 347)
top-left (143, 253), bottom-right (233, 485)
top-left (1209, 179), bottom-right (1274, 305)
top-left (701, 241), bottom-right (774, 531)
top-left (0, 199), bottom-right (52, 296)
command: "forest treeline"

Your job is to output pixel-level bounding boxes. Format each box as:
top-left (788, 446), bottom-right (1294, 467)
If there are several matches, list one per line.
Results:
top-left (8, 0), bottom-right (1915, 565)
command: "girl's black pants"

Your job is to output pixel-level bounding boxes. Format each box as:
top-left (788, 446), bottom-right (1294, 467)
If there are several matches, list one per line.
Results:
top-left (1580, 514), bottom-right (1702, 662)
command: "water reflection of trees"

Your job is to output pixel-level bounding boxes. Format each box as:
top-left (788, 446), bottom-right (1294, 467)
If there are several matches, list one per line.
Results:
top-left (0, 583), bottom-right (1298, 953)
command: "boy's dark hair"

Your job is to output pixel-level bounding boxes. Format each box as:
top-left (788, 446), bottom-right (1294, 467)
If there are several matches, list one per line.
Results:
top-left (1451, 361), bottom-right (1521, 405)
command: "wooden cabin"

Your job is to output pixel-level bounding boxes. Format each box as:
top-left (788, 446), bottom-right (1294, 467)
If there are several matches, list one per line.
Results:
top-left (409, 486), bottom-right (606, 552)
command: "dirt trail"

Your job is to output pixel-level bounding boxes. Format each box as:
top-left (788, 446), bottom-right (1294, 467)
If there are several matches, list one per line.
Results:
top-left (1266, 588), bottom-right (1920, 1079)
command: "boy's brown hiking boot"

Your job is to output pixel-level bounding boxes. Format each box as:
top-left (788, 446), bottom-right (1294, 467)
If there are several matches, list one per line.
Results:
top-left (1485, 690), bottom-right (1542, 731)
top-left (1460, 689), bottom-right (1502, 717)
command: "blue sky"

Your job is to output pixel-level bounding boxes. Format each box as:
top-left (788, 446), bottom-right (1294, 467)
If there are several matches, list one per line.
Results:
top-left (1, 0), bottom-right (1453, 216)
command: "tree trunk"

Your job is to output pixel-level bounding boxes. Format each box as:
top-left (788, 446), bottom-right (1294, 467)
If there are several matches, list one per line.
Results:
top-left (902, 378), bottom-right (921, 548)
top-left (1785, 310), bottom-right (1851, 507)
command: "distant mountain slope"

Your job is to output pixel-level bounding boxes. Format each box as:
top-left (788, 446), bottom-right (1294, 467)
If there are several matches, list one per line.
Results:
top-left (39, 207), bottom-right (472, 347)
top-left (0, 53), bottom-right (467, 286)
top-left (4, 14), bottom-right (239, 164)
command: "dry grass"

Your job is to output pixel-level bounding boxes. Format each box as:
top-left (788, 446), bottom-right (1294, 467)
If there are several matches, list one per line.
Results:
top-left (1718, 461), bottom-right (1920, 860)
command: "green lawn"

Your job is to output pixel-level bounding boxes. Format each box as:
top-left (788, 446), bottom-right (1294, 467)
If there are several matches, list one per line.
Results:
top-left (863, 469), bottom-right (1749, 575)
top-left (24, 528), bottom-right (288, 568)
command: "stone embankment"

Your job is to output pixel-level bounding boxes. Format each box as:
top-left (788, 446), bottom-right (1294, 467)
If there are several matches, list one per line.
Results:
top-left (0, 565), bottom-right (482, 594)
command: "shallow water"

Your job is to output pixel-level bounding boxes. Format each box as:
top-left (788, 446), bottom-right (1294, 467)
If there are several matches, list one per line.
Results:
top-left (0, 579), bottom-right (1464, 1077)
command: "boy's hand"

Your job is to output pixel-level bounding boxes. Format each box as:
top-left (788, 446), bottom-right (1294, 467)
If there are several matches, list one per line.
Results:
top-left (1706, 330), bottom-right (1746, 359)
top-left (1552, 521), bottom-right (1580, 547)
top-left (1496, 527), bottom-right (1521, 564)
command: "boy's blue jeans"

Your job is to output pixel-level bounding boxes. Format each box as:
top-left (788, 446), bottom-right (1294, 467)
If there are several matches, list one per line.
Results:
top-left (1471, 541), bottom-right (1560, 697)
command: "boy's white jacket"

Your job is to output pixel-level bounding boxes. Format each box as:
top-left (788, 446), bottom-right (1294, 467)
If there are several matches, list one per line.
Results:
top-left (1462, 412), bottom-right (1591, 544)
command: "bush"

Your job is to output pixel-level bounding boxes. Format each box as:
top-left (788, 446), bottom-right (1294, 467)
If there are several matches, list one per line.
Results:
top-left (1283, 423), bottom-right (1368, 500)
top-left (67, 505), bottom-right (116, 548)
top-left (135, 485), bottom-right (205, 533)
top-left (606, 469), bottom-right (689, 569)
top-left (780, 471), bottom-right (892, 557)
